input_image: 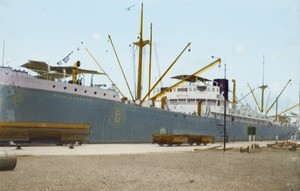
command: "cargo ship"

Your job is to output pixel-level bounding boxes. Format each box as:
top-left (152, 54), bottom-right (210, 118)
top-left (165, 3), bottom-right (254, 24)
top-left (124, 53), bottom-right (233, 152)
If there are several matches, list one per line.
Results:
top-left (0, 4), bottom-right (298, 144)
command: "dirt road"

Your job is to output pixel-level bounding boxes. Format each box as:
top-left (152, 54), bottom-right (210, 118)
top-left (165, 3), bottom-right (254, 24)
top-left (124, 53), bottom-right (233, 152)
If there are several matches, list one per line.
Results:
top-left (1, 148), bottom-right (299, 191)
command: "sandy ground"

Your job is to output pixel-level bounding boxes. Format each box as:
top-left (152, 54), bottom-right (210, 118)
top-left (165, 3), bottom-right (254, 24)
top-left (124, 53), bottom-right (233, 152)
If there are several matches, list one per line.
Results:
top-left (0, 142), bottom-right (300, 191)
top-left (0, 141), bottom-right (287, 156)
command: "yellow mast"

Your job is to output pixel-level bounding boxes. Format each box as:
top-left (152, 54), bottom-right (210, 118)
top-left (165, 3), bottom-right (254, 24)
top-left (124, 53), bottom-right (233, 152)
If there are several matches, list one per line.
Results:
top-left (133, 3), bottom-right (149, 101)
top-left (232, 79), bottom-right (236, 104)
top-left (259, 84), bottom-right (268, 113)
top-left (259, 55), bottom-right (268, 113)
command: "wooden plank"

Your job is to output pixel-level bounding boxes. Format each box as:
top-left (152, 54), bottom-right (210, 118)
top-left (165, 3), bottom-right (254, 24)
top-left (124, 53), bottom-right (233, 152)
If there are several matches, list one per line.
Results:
top-left (0, 122), bottom-right (90, 129)
top-left (0, 122), bottom-right (91, 143)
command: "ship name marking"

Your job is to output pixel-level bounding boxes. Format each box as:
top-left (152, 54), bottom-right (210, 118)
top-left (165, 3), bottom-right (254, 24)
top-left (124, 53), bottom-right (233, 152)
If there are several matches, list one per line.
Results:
top-left (53, 93), bottom-right (92, 102)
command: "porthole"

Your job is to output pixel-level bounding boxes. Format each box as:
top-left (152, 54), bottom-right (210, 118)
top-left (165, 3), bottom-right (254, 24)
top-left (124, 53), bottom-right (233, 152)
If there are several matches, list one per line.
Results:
top-left (64, 87), bottom-right (67, 90)
top-left (53, 85), bottom-right (56, 88)
top-left (74, 88), bottom-right (77, 92)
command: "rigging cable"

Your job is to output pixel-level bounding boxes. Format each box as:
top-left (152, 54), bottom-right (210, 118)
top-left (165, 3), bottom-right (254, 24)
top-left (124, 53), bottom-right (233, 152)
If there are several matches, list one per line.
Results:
top-left (132, 43), bottom-right (138, 98)
top-left (154, 42), bottom-right (163, 88)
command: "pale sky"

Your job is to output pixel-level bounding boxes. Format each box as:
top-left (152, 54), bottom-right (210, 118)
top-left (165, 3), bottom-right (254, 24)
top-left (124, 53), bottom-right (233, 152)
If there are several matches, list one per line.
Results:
top-left (1, 0), bottom-right (300, 115)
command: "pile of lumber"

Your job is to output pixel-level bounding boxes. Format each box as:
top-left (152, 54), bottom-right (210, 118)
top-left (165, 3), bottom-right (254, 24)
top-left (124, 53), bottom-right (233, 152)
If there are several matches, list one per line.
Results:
top-left (266, 141), bottom-right (300, 151)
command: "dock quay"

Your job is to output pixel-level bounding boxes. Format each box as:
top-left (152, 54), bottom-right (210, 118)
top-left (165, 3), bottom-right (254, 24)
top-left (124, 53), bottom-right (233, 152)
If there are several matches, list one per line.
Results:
top-left (1, 141), bottom-right (299, 191)
top-left (0, 141), bottom-right (298, 156)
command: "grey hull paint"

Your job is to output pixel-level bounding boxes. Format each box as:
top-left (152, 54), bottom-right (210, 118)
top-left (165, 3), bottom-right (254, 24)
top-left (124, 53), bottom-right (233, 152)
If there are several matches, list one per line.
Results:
top-left (0, 85), bottom-right (297, 143)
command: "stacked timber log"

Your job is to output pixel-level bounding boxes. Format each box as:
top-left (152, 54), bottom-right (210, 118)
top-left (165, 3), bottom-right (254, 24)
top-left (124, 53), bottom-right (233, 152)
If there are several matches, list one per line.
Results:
top-left (267, 141), bottom-right (300, 151)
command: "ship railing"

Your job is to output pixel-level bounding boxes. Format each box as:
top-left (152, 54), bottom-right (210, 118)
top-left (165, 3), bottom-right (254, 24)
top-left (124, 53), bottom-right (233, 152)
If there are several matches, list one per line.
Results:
top-left (210, 105), bottom-right (273, 123)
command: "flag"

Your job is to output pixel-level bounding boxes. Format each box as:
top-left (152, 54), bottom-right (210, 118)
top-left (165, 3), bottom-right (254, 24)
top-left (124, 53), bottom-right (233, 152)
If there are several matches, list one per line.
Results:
top-left (62, 56), bottom-right (69, 63)
top-left (62, 51), bottom-right (74, 63)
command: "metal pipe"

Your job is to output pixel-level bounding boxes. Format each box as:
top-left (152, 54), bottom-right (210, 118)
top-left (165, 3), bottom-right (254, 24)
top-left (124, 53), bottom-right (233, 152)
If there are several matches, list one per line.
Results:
top-left (0, 151), bottom-right (17, 171)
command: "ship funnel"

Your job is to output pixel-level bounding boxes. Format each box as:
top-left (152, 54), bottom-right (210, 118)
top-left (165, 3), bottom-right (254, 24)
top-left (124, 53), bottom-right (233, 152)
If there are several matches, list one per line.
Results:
top-left (214, 79), bottom-right (229, 100)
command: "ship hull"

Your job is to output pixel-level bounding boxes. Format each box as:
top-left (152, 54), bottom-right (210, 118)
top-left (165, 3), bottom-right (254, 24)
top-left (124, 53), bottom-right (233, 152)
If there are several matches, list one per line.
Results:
top-left (0, 84), bottom-right (297, 143)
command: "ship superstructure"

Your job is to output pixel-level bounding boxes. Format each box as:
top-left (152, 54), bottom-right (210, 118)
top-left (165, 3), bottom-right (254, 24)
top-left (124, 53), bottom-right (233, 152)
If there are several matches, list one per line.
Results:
top-left (164, 76), bottom-right (279, 126)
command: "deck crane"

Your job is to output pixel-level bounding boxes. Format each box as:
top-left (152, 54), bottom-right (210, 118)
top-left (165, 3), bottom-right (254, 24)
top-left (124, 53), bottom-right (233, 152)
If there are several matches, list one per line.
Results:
top-left (149, 58), bottom-right (221, 105)
top-left (265, 91), bottom-right (271, 113)
top-left (85, 48), bottom-right (126, 98)
top-left (108, 35), bottom-right (134, 101)
top-left (265, 79), bottom-right (291, 115)
top-left (239, 86), bottom-right (259, 105)
top-left (247, 83), bottom-right (262, 112)
top-left (271, 103), bottom-right (300, 120)
top-left (141, 42), bottom-right (192, 104)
